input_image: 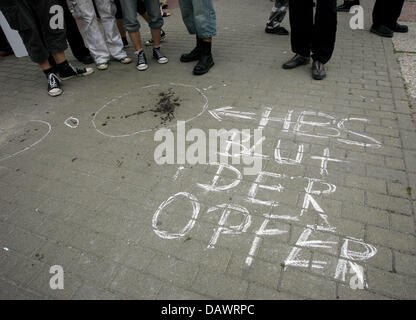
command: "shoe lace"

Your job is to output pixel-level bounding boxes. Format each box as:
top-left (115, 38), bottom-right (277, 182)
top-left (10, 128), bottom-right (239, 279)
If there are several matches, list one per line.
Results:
top-left (138, 51), bottom-right (147, 65)
top-left (48, 73), bottom-right (58, 87)
top-left (153, 48), bottom-right (164, 60)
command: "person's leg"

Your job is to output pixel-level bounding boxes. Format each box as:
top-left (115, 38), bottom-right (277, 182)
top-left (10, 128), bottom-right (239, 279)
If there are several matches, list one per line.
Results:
top-left (371, 0), bottom-right (406, 37)
top-left (288, 0), bottom-right (313, 58)
top-left (282, 0), bottom-right (313, 69)
top-left (35, 0), bottom-right (95, 79)
top-left (2, 0), bottom-right (63, 96)
top-left (311, 0), bottom-right (337, 64)
top-left (59, 0), bottom-right (92, 63)
top-left (182, 0), bottom-right (216, 75)
top-left (119, 0), bottom-right (143, 51)
top-left (385, 0), bottom-right (406, 30)
top-left (311, 0), bottom-right (337, 80)
top-left (143, 0), bottom-right (168, 64)
top-left (70, 0), bottom-right (111, 66)
top-left (95, 0), bottom-right (130, 62)
top-left (143, 0), bottom-right (164, 45)
top-left (114, 0), bottom-right (128, 46)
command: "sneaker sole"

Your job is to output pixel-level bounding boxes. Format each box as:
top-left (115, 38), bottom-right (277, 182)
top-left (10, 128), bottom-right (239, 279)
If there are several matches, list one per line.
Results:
top-left (48, 88), bottom-right (63, 97)
top-left (137, 65), bottom-right (149, 71)
top-left (120, 59), bottom-right (132, 64)
top-left (156, 58), bottom-right (169, 64)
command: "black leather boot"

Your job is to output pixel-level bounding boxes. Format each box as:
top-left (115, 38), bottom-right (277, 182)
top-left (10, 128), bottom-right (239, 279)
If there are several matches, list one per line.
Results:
top-left (193, 40), bottom-right (214, 75)
top-left (337, 0), bottom-right (360, 12)
top-left (180, 36), bottom-right (202, 62)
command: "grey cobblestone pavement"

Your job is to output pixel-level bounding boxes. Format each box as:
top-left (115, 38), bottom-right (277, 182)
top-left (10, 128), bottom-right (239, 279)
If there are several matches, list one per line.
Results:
top-left (0, 0), bottom-right (415, 300)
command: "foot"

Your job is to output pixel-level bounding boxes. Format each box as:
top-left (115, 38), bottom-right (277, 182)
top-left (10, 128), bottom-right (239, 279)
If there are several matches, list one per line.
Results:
top-left (78, 55), bottom-right (94, 65)
top-left (152, 47), bottom-right (168, 64)
top-left (47, 73), bottom-right (62, 97)
top-left (119, 57), bottom-right (132, 64)
top-left (370, 24), bottom-right (393, 38)
top-left (145, 30), bottom-right (166, 47)
top-left (122, 37), bottom-right (129, 48)
top-left (193, 41), bottom-right (214, 76)
top-left (392, 23), bottom-right (408, 33)
top-left (136, 50), bottom-right (149, 71)
top-left (97, 62), bottom-right (109, 70)
top-left (337, 1), bottom-right (360, 12)
top-left (59, 63), bottom-right (94, 80)
top-left (282, 54), bottom-right (310, 69)
top-left (180, 38), bottom-right (202, 63)
top-left (265, 26), bottom-right (289, 35)
top-left (312, 60), bottom-right (326, 80)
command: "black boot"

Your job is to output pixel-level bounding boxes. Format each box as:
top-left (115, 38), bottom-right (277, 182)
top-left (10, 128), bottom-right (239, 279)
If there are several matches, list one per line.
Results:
top-left (337, 0), bottom-right (360, 12)
top-left (180, 36), bottom-right (202, 62)
top-left (193, 40), bottom-right (214, 76)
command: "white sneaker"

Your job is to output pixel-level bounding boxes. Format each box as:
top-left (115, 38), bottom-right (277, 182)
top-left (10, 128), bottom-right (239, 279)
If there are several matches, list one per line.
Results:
top-left (119, 57), bottom-right (132, 64)
top-left (97, 63), bottom-right (109, 70)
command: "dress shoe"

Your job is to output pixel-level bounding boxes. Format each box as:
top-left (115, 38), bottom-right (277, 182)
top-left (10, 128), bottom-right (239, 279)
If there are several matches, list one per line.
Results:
top-left (370, 24), bottom-right (393, 38)
top-left (282, 54), bottom-right (310, 70)
top-left (312, 60), bottom-right (326, 80)
top-left (392, 23), bottom-right (408, 33)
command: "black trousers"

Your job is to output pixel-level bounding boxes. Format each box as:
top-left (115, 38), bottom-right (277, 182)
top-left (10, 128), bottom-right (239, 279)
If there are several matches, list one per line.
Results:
top-left (59, 0), bottom-right (90, 60)
top-left (372, 0), bottom-right (405, 29)
top-left (0, 0), bottom-right (68, 63)
top-left (288, 0), bottom-right (337, 64)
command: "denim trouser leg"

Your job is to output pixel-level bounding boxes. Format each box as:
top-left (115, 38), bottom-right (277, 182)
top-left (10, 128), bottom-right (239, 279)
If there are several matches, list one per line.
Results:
top-left (179, 0), bottom-right (216, 38)
top-left (119, 0), bottom-right (141, 32)
top-left (143, 0), bottom-right (164, 29)
top-left (119, 0), bottom-right (163, 31)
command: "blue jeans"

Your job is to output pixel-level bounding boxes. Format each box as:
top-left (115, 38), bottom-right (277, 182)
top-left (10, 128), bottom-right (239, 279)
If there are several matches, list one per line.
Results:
top-left (119, 0), bottom-right (163, 31)
top-left (179, 0), bottom-right (216, 38)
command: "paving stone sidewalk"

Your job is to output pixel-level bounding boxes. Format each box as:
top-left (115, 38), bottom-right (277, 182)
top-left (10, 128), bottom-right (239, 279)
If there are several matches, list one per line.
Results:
top-left (0, 0), bottom-right (415, 300)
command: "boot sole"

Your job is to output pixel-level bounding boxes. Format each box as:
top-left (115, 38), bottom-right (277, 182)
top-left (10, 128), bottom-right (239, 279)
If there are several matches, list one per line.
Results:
top-left (193, 62), bottom-right (214, 76)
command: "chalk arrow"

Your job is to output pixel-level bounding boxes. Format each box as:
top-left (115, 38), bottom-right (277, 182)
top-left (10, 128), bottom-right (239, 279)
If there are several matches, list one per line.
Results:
top-left (208, 106), bottom-right (257, 122)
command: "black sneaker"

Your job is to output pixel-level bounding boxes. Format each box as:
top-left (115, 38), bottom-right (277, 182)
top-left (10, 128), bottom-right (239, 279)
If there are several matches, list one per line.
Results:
top-left (59, 63), bottom-right (94, 80)
top-left (153, 47), bottom-right (168, 64)
top-left (136, 50), bottom-right (149, 71)
top-left (145, 30), bottom-right (166, 46)
top-left (47, 73), bottom-right (62, 97)
top-left (370, 24), bottom-right (393, 38)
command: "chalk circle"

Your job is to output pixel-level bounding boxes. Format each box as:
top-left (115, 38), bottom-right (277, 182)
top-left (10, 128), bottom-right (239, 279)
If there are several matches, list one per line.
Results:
top-left (64, 117), bottom-right (79, 129)
top-left (0, 120), bottom-right (52, 162)
top-left (91, 83), bottom-right (209, 138)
